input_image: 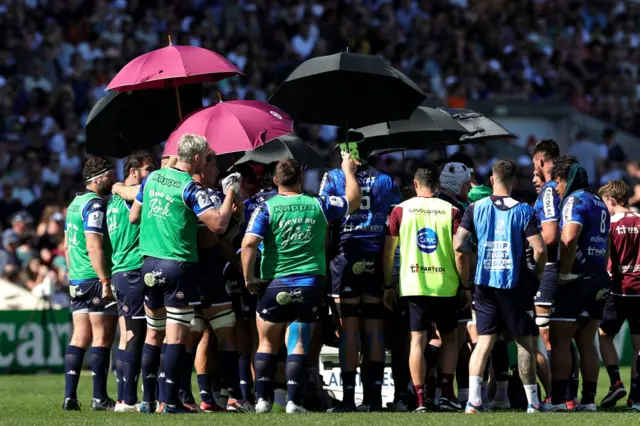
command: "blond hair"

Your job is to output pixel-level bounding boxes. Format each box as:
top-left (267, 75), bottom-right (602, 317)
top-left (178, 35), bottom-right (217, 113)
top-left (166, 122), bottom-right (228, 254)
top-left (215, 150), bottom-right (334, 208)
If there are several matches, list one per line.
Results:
top-left (598, 180), bottom-right (629, 204)
top-left (177, 134), bottom-right (208, 163)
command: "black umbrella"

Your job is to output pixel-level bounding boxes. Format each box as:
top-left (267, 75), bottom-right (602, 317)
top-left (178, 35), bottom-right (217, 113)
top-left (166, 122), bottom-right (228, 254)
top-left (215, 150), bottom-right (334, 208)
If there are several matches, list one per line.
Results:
top-left (269, 52), bottom-right (426, 128)
top-left (350, 103), bottom-right (469, 151)
top-left (443, 108), bottom-right (515, 143)
top-left (86, 84), bottom-right (203, 158)
top-left (216, 134), bottom-right (327, 170)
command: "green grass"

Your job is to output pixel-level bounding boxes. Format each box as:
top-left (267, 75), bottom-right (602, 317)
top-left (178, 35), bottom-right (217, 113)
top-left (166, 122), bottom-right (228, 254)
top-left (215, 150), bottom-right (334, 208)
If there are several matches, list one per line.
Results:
top-left (0, 368), bottom-right (637, 425)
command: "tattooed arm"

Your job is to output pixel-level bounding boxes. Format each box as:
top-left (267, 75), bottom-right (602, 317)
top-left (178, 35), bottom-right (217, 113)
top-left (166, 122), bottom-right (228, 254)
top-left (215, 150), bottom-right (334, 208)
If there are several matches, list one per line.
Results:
top-left (454, 226), bottom-right (475, 254)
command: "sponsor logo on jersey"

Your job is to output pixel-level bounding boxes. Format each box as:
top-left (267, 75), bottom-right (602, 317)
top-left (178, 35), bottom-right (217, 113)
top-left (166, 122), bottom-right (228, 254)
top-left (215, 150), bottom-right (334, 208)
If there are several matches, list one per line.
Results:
top-left (417, 228), bottom-right (438, 254)
top-left (562, 197), bottom-right (575, 222)
top-left (88, 211), bottom-right (104, 228)
top-left (543, 187), bottom-right (556, 218)
top-left (328, 196), bottom-right (344, 208)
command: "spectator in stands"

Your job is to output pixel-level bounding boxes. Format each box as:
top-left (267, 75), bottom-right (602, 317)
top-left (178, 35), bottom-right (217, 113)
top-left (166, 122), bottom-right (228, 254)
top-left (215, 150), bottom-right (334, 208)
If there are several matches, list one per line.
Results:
top-left (626, 161), bottom-right (640, 211)
top-left (568, 131), bottom-right (603, 187)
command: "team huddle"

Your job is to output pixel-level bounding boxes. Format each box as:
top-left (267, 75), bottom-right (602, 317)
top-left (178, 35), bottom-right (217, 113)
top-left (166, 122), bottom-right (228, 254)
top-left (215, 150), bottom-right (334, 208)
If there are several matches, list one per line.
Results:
top-left (61, 134), bottom-right (640, 414)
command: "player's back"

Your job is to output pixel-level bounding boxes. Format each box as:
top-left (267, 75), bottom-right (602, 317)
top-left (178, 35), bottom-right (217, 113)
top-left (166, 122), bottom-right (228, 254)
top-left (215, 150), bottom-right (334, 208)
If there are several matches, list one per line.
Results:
top-left (561, 189), bottom-right (610, 275)
top-left (471, 196), bottom-right (536, 290)
top-left (610, 211), bottom-right (640, 295)
top-left (320, 166), bottom-right (400, 253)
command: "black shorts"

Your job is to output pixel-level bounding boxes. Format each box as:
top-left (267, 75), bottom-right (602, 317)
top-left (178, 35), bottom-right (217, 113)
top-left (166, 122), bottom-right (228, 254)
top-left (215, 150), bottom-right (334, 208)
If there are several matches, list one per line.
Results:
top-left (534, 263), bottom-right (558, 307)
top-left (257, 275), bottom-right (325, 323)
top-left (600, 294), bottom-right (640, 335)
top-left (406, 295), bottom-right (458, 334)
top-left (142, 257), bottom-right (200, 310)
top-left (551, 275), bottom-right (609, 322)
top-left (198, 248), bottom-right (231, 308)
top-left (474, 283), bottom-right (537, 337)
top-left (70, 279), bottom-right (118, 315)
top-left (113, 270), bottom-right (145, 319)
top-left (329, 253), bottom-right (383, 299)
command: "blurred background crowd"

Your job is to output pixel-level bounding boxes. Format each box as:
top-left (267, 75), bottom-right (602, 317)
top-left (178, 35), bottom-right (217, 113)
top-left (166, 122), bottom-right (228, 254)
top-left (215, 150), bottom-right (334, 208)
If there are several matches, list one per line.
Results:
top-left (1, 0), bottom-right (640, 302)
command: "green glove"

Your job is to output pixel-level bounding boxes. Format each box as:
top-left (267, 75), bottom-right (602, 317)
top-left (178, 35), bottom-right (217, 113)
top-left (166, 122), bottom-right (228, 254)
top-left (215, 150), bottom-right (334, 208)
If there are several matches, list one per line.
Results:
top-left (338, 142), bottom-right (360, 161)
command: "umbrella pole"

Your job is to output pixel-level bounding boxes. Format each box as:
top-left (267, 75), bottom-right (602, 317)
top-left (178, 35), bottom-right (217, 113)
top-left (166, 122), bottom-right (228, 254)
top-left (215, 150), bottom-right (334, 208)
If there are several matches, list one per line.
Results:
top-left (174, 85), bottom-right (183, 120)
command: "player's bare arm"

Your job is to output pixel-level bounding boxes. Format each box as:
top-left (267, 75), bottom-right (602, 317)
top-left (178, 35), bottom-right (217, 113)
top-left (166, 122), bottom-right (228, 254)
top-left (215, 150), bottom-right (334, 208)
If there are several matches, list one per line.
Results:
top-left (454, 227), bottom-right (474, 254)
top-left (526, 233), bottom-right (547, 280)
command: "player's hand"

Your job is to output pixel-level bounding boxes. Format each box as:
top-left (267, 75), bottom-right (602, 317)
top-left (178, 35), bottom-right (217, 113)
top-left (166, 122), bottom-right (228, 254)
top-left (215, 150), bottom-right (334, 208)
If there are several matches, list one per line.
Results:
top-left (383, 287), bottom-right (397, 311)
top-left (245, 277), bottom-right (267, 295)
top-left (341, 151), bottom-right (357, 175)
top-left (162, 156), bottom-right (177, 168)
top-left (222, 173), bottom-right (242, 195)
top-left (102, 282), bottom-right (114, 302)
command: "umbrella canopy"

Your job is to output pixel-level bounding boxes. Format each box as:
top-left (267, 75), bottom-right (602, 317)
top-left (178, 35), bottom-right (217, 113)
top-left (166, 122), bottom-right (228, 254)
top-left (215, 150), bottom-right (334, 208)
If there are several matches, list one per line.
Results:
top-left (106, 45), bottom-right (243, 92)
top-left (86, 84), bottom-right (203, 158)
top-left (443, 108), bottom-right (515, 143)
top-left (216, 134), bottom-right (326, 170)
top-left (350, 104), bottom-right (469, 151)
top-left (164, 100), bottom-right (294, 156)
top-left (269, 52), bottom-right (425, 128)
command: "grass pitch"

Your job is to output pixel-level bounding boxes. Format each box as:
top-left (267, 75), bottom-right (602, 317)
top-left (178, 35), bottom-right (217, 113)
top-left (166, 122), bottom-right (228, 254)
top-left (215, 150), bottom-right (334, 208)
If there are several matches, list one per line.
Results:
top-left (0, 367), bottom-right (637, 425)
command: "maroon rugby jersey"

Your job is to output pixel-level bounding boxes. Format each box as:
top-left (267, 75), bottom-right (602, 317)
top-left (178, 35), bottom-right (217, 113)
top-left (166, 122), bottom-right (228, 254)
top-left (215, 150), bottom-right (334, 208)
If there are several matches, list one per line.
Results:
top-left (609, 211), bottom-right (640, 295)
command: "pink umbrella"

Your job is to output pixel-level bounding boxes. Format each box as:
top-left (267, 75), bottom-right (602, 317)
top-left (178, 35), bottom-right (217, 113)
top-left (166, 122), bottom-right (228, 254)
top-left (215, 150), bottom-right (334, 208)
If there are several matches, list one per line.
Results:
top-left (164, 100), bottom-right (294, 156)
top-left (106, 44), bottom-right (242, 92)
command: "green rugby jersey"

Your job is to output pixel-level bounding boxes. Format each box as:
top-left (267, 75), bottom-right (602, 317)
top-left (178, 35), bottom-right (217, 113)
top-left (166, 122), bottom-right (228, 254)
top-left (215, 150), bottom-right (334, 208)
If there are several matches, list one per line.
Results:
top-left (136, 167), bottom-right (215, 263)
top-left (66, 191), bottom-right (112, 282)
top-left (107, 193), bottom-right (142, 273)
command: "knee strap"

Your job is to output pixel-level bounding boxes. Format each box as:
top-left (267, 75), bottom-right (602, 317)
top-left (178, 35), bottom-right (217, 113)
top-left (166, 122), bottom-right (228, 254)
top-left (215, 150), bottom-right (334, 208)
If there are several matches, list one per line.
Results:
top-left (125, 317), bottom-right (146, 353)
top-left (361, 302), bottom-right (384, 319)
top-left (146, 312), bottom-right (166, 331)
top-left (334, 303), bottom-right (360, 319)
top-left (536, 313), bottom-right (550, 329)
top-left (208, 309), bottom-right (236, 330)
top-left (166, 307), bottom-right (194, 326)
top-left (190, 316), bottom-right (206, 332)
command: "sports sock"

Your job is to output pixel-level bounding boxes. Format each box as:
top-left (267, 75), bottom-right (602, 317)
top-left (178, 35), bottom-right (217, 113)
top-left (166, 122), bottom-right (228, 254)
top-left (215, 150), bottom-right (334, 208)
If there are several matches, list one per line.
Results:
top-left (368, 361), bottom-right (384, 408)
top-left (341, 371), bottom-right (357, 406)
top-left (164, 344), bottom-right (185, 406)
top-left (140, 344), bottom-right (160, 403)
top-left (90, 347), bottom-right (110, 401)
top-left (286, 354), bottom-right (307, 405)
top-left (180, 351), bottom-right (195, 395)
top-left (524, 384), bottom-right (541, 407)
top-left (440, 373), bottom-right (455, 399)
top-left (239, 354), bottom-right (254, 402)
top-left (64, 345), bottom-right (85, 399)
top-left (157, 344), bottom-right (166, 403)
top-left (581, 380), bottom-right (597, 405)
top-left (606, 364), bottom-right (622, 386)
top-left (219, 350), bottom-right (243, 400)
top-left (116, 349), bottom-right (124, 402)
top-left (414, 384), bottom-right (426, 407)
top-left (468, 375), bottom-right (483, 406)
top-left (122, 350), bottom-right (141, 405)
top-left (552, 379), bottom-right (568, 405)
top-left (254, 352), bottom-right (276, 401)
top-left (491, 340), bottom-right (510, 382)
top-left (197, 374), bottom-right (214, 405)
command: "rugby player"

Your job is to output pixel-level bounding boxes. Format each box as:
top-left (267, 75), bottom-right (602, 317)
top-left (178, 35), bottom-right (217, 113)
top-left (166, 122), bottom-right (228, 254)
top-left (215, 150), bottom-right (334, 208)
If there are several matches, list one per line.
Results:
top-left (130, 134), bottom-right (239, 414)
top-left (437, 162), bottom-right (476, 406)
top-left (62, 157), bottom-right (117, 411)
top-left (455, 159), bottom-right (546, 414)
top-left (547, 156), bottom-right (610, 412)
top-left (384, 163), bottom-right (467, 412)
top-left (190, 151), bottom-right (252, 412)
top-left (597, 180), bottom-right (640, 410)
top-left (107, 151), bottom-right (155, 412)
top-left (242, 156), bottom-right (361, 414)
top-left (320, 153), bottom-right (401, 412)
